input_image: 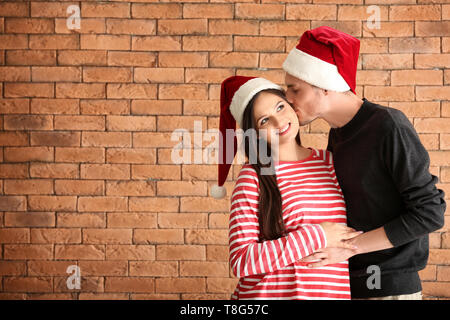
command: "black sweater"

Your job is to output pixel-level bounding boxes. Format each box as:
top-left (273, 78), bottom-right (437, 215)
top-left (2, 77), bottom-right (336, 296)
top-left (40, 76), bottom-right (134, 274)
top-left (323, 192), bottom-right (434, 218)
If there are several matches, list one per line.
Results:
top-left (327, 99), bottom-right (446, 298)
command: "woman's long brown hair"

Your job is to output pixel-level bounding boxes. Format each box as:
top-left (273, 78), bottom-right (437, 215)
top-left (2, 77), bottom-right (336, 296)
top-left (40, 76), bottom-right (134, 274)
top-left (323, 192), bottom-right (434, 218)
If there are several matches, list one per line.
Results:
top-left (241, 89), bottom-right (302, 241)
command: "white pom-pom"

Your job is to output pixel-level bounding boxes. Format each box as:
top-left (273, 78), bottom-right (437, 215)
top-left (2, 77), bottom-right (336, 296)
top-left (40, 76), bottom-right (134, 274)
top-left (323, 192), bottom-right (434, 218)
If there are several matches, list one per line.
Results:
top-left (211, 184), bottom-right (227, 199)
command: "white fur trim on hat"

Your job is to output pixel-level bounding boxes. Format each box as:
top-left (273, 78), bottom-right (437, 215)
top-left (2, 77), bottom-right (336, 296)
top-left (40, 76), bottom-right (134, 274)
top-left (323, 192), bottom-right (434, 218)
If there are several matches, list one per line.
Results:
top-left (282, 48), bottom-right (350, 92)
top-left (229, 78), bottom-right (282, 128)
top-left (211, 184), bottom-right (227, 199)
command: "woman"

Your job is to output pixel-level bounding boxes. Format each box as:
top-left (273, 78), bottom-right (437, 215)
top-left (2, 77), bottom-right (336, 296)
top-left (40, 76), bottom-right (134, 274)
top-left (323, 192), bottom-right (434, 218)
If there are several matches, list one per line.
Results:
top-left (212, 76), bottom-right (361, 300)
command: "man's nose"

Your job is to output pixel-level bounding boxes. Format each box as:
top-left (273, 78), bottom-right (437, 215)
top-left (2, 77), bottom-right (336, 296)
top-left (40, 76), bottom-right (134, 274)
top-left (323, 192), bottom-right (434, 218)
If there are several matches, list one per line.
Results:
top-left (285, 90), bottom-right (294, 104)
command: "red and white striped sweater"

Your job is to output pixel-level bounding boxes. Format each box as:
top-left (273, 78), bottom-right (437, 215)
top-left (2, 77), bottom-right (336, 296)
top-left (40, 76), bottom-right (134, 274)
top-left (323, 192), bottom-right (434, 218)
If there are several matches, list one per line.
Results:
top-left (229, 148), bottom-right (351, 300)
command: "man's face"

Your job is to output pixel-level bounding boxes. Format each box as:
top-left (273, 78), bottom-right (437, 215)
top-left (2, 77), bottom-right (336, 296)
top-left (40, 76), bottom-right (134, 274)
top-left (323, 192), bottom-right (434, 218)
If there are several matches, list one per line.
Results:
top-left (285, 73), bottom-right (323, 126)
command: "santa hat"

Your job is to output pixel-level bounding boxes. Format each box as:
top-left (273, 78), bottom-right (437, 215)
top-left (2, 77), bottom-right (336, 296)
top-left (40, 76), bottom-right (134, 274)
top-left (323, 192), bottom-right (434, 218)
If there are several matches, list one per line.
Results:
top-left (211, 76), bottom-right (282, 199)
top-left (282, 26), bottom-right (360, 94)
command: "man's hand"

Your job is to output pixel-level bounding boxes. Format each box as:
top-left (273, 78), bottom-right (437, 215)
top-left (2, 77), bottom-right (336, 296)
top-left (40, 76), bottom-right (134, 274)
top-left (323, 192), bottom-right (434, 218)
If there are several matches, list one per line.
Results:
top-left (299, 247), bottom-right (359, 268)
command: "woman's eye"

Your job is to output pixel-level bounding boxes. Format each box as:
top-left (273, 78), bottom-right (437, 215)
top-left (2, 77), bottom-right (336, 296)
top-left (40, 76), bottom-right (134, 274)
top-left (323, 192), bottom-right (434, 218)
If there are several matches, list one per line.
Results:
top-left (277, 105), bottom-right (284, 111)
top-left (260, 118), bottom-right (267, 126)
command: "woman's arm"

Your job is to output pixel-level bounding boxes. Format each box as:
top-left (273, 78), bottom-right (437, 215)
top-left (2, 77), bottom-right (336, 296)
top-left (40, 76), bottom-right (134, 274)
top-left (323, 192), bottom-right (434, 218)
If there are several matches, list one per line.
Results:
top-left (230, 166), bottom-right (359, 277)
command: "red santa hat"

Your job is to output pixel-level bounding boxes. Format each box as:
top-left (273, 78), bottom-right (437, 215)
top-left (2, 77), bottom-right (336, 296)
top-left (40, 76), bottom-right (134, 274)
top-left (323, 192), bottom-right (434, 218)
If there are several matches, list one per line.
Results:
top-left (282, 26), bottom-right (360, 94)
top-left (211, 76), bottom-right (282, 199)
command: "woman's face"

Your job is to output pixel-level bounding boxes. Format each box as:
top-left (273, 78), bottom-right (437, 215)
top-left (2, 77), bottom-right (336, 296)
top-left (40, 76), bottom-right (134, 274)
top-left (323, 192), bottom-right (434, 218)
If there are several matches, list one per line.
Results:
top-left (252, 91), bottom-right (300, 146)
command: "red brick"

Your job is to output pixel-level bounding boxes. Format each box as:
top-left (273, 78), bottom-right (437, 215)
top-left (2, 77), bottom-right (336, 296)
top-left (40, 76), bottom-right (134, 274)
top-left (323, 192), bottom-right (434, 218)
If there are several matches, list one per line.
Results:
top-left (210, 52), bottom-right (258, 68)
top-left (80, 164), bottom-right (130, 180)
top-left (0, 35), bottom-right (27, 49)
top-left (30, 163), bottom-right (78, 179)
top-left (6, 50), bottom-right (56, 66)
top-left (30, 35), bottom-right (78, 50)
top-left (131, 4), bottom-right (182, 19)
top-left (106, 244), bottom-right (155, 260)
top-left (132, 36), bottom-right (181, 51)
top-left (5, 18), bottom-right (53, 34)
top-left (4, 277), bottom-right (53, 293)
top-left (83, 228), bottom-right (131, 244)
top-left (389, 37), bottom-right (440, 54)
top-left (158, 19), bottom-right (207, 35)
top-left (415, 54), bottom-right (450, 69)
top-left (55, 244), bottom-right (105, 260)
top-left (81, 100), bottom-right (129, 115)
top-left (236, 3), bottom-right (284, 19)
top-left (0, 2), bottom-right (29, 17)
top-left (30, 99), bottom-right (79, 115)
top-left (129, 261), bottom-right (178, 277)
top-left (183, 36), bottom-right (232, 52)
top-left (108, 51), bottom-right (156, 67)
top-left (28, 196), bottom-right (77, 212)
top-left (159, 84), bottom-right (208, 100)
top-left (129, 197), bottom-right (179, 212)
top-left (107, 84), bottom-right (157, 99)
top-left (363, 22), bottom-right (413, 37)
top-left (58, 50), bottom-right (107, 66)
top-left (4, 146), bottom-right (53, 162)
top-left (81, 132), bottom-right (131, 147)
top-left (0, 67), bottom-right (30, 82)
top-left (4, 244), bottom-right (53, 260)
top-left (79, 261), bottom-right (128, 276)
top-left (0, 131), bottom-right (28, 146)
top-left (107, 212), bottom-right (157, 228)
top-left (106, 148), bottom-right (156, 164)
top-left (131, 100), bottom-right (182, 115)
top-left (0, 228), bottom-right (29, 244)
top-left (56, 83), bottom-right (105, 99)
top-left (106, 181), bottom-right (155, 196)
top-left (183, 4), bottom-right (233, 18)
top-left (134, 68), bottom-right (184, 83)
top-left (389, 5), bottom-right (441, 21)
top-left (132, 165), bottom-right (180, 180)
top-left (391, 70), bottom-right (443, 85)
top-left (416, 22), bottom-right (450, 37)
top-left (4, 83), bottom-right (54, 98)
top-left (134, 229), bottom-right (184, 244)
top-left (234, 36), bottom-right (285, 52)
top-left (31, 228), bottom-right (81, 244)
top-left (55, 147), bottom-right (105, 163)
top-left (416, 86), bottom-right (450, 101)
top-left (185, 68), bottom-right (233, 84)
top-left (106, 19), bottom-right (155, 35)
top-left (0, 196), bottom-right (27, 211)
top-left (83, 67), bottom-right (132, 83)
top-left (180, 262), bottom-right (229, 277)
top-left (4, 179), bottom-right (53, 195)
top-left (81, 35), bottom-right (130, 50)
top-left (50, 116), bottom-right (102, 133)
top-left (287, 4), bottom-right (337, 20)
top-left (82, 2), bottom-right (130, 18)
top-left (158, 52), bottom-right (207, 68)
top-left (209, 20), bottom-right (258, 35)
top-left (158, 213), bottom-right (208, 229)
top-left (30, 2), bottom-right (77, 17)
top-left (31, 131), bottom-right (80, 147)
top-left (364, 86), bottom-right (415, 102)
top-left (55, 180), bottom-right (104, 196)
top-left (57, 213), bottom-right (105, 228)
top-left (105, 277), bottom-right (154, 293)
top-left (3, 114), bottom-right (52, 131)
top-left (185, 229), bottom-right (228, 245)
top-left (156, 278), bottom-right (205, 293)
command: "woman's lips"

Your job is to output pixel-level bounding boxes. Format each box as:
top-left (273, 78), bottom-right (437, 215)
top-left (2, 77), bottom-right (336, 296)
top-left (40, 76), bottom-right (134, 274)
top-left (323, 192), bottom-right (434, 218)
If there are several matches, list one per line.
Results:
top-left (278, 123), bottom-right (291, 136)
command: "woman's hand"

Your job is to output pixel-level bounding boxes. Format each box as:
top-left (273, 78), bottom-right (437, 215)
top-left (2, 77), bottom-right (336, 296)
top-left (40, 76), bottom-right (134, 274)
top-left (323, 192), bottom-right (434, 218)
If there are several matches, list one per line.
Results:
top-left (319, 222), bottom-right (362, 249)
top-left (300, 247), bottom-right (359, 268)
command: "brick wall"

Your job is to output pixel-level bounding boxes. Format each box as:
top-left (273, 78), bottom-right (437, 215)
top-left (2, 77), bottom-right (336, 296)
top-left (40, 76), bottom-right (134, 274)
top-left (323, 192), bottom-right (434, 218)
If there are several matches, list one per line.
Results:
top-left (0, 1), bottom-right (449, 300)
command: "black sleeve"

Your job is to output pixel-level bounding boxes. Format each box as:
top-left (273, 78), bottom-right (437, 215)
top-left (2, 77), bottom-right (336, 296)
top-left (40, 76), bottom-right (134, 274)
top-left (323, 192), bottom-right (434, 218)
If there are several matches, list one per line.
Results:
top-left (381, 124), bottom-right (446, 247)
top-left (326, 129), bottom-right (334, 153)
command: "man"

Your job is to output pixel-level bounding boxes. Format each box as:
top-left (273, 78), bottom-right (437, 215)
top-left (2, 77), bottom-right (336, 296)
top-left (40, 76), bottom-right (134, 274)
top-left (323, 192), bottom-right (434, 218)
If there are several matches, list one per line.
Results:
top-left (282, 26), bottom-right (446, 300)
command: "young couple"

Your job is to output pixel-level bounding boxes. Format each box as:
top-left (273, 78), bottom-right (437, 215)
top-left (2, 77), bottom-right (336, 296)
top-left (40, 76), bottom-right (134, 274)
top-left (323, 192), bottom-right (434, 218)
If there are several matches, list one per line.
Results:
top-left (211, 26), bottom-right (446, 300)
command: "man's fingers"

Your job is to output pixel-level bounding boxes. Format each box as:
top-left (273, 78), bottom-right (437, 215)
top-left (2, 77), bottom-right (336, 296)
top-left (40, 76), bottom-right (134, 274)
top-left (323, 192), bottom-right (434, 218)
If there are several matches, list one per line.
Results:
top-left (337, 241), bottom-right (358, 250)
top-left (301, 252), bottom-right (328, 262)
top-left (342, 231), bottom-right (363, 240)
top-left (307, 259), bottom-right (328, 268)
